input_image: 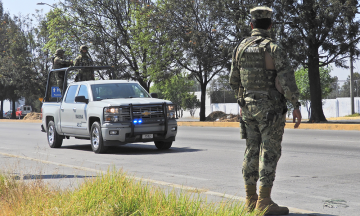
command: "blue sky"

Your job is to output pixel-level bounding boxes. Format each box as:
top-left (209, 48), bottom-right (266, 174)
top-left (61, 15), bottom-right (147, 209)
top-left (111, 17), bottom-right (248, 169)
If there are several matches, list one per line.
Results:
top-left (1, 0), bottom-right (358, 81)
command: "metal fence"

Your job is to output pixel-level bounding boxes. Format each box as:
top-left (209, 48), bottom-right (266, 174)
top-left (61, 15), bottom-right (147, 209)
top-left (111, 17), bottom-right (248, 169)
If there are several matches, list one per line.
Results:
top-left (326, 79), bottom-right (360, 99)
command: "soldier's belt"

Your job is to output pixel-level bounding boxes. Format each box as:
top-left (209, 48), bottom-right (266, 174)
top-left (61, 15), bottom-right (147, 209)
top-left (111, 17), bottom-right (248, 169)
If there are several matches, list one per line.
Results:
top-left (245, 93), bottom-right (269, 100)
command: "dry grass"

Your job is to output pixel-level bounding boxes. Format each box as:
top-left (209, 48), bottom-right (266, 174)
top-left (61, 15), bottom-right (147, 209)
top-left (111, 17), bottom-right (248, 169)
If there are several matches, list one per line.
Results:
top-left (344, 113), bottom-right (360, 117)
top-left (0, 169), bottom-right (264, 216)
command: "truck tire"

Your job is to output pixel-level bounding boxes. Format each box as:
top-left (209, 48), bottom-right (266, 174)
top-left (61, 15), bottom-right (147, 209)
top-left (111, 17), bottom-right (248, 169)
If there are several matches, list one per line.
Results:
top-left (47, 121), bottom-right (63, 148)
top-left (154, 141), bottom-right (173, 150)
top-left (90, 121), bottom-right (108, 154)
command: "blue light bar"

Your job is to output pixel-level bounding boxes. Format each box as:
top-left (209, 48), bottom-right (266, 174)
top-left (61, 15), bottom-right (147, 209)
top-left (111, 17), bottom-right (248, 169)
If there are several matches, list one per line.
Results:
top-left (133, 119), bottom-right (138, 124)
top-left (138, 119), bottom-right (143, 123)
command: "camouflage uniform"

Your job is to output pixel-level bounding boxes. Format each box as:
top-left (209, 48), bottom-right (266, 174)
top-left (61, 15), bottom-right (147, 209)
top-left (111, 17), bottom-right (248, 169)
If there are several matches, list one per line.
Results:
top-left (74, 45), bottom-right (94, 81)
top-left (52, 49), bottom-right (73, 91)
top-left (229, 7), bottom-right (300, 188)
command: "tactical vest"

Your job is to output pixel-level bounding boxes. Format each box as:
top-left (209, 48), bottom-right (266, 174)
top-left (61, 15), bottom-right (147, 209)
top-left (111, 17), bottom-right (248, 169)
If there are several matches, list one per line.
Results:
top-left (236, 36), bottom-right (276, 94)
top-left (77, 55), bottom-right (93, 66)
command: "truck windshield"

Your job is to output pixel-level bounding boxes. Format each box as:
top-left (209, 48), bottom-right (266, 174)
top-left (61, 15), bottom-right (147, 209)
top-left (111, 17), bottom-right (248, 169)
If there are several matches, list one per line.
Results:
top-left (91, 83), bottom-right (150, 101)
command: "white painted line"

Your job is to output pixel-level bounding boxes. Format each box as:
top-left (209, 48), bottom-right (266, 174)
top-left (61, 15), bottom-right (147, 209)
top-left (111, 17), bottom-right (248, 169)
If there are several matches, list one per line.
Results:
top-left (317, 139), bottom-right (359, 143)
top-left (33, 152), bottom-right (57, 157)
top-left (153, 171), bottom-right (209, 181)
top-left (86, 160), bottom-right (111, 165)
top-left (0, 147), bottom-right (12, 150)
top-left (0, 151), bottom-right (320, 215)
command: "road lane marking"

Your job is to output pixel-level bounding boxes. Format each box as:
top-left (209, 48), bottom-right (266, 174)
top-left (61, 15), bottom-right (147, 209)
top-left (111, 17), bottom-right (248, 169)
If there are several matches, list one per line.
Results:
top-left (33, 152), bottom-right (58, 157)
top-left (0, 151), bottom-right (319, 215)
top-left (86, 160), bottom-right (111, 165)
top-left (153, 171), bottom-right (209, 181)
top-left (317, 139), bottom-right (359, 143)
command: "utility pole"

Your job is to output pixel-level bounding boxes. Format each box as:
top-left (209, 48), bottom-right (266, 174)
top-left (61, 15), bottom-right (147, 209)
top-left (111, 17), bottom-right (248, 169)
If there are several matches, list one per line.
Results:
top-left (350, 45), bottom-right (355, 114)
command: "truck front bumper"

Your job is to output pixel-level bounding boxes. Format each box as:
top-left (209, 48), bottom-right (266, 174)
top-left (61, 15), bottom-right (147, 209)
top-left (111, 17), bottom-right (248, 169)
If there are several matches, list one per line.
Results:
top-left (101, 121), bottom-right (177, 146)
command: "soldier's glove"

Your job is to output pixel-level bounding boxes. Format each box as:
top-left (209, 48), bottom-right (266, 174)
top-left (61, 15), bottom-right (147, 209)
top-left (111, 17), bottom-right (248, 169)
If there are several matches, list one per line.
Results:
top-left (237, 98), bottom-right (245, 107)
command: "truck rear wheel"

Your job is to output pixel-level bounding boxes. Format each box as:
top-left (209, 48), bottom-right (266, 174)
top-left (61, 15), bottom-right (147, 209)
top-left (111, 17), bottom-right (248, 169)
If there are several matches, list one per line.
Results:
top-left (90, 121), bottom-right (108, 154)
top-left (47, 121), bottom-right (63, 148)
top-left (154, 141), bottom-right (173, 150)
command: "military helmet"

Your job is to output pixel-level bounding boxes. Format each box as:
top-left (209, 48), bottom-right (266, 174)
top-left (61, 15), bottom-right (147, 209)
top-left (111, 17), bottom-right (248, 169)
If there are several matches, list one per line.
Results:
top-left (79, 45), bottom-right (88, 52)
top-left (250, 6), bottom-right (273, 19)
top-left (55, 49), bottom-right (65, 55)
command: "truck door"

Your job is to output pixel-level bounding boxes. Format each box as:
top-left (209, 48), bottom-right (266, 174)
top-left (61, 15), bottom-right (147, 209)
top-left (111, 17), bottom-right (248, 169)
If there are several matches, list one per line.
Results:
top-left (60, 85), bottom-right (79, 134)
top-left (72, 85), bottom-right (89, 136)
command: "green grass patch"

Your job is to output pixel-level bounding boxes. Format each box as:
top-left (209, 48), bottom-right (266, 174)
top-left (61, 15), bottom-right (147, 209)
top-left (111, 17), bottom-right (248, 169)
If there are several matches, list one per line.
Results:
top-left (344, 113), bottom-right (360, 117)
top-left (0, 169), bottom-right (264, 215)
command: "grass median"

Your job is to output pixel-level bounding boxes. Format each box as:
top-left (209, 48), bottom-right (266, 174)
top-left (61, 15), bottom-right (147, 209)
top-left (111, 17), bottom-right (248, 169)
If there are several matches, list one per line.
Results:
top-left (0, 169), bottom-right (264, 216)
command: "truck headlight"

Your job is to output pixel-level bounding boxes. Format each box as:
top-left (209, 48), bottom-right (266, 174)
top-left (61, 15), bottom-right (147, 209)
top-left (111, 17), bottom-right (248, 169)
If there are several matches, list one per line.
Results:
top-left (104, 107), bottom-right (121, 122)
top-left (167, 105), bottom-right (176, 119)
top-left (104, 107), bottom-right (119, 114)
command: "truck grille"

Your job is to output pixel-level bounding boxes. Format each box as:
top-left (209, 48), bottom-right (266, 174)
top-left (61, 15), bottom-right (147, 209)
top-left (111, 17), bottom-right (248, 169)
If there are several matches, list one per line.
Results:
top-left (119, 104), bottom-right (165, 123)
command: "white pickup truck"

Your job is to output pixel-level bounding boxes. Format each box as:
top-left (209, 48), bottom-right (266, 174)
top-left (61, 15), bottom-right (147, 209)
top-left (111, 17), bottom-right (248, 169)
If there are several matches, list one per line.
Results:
top-left (41, 66), bottom-right (177, 153)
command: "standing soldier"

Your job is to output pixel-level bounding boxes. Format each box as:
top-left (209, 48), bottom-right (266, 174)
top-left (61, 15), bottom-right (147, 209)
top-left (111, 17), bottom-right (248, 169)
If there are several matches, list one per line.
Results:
top-left (52, 49), bottom-right (73, 92)
top-left (229, 6), bottom-right (302, 215)
top-left (74, 45), bottom-right (95, 81)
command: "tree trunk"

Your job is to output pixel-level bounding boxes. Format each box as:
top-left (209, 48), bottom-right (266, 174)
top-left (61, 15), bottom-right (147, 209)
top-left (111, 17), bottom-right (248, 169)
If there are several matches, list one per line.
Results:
top-left (308, 47), bottom-right (327, 122)
top-left (11, 100), bottom-right (16, 119)
top-left (0, 100), bottom-right (3, 119)
top-left (199, 83), bottom-right (206, 121)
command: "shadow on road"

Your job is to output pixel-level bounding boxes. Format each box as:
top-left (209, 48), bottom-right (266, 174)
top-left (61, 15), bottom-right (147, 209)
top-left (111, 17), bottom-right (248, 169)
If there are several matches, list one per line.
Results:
top-left (12, 174), bottom-right (96, 180)
top-left (60, 143), bottom-right (203, 155)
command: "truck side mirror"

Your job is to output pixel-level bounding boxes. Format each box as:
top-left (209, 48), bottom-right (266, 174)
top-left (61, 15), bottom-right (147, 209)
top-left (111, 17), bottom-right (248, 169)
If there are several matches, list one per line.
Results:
top-left (75, 96), bottom-right (89, 104)
top-left (150, 93), bottom-right (158, 98)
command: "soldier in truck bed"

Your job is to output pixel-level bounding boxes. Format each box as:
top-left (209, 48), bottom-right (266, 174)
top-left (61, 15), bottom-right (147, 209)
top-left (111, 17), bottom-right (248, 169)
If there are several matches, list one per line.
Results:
top-left (52, 49), bottom-right (73, 92)
top-left (74, 45), bottom-right (95, 81)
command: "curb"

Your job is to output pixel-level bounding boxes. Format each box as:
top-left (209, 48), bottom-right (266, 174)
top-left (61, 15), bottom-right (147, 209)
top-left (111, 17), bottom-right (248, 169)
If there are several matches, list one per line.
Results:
top-left (177, 121), bottom-right (360, 131)
top-left (0, 119), bottom-right (42, 123)
top-left (2, 119), bottom-right (360, 131)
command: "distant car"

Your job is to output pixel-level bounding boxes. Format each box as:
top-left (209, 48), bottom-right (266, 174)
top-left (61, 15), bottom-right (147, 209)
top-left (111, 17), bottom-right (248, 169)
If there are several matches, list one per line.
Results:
top-left (4, 110), bottom-right (12, 119)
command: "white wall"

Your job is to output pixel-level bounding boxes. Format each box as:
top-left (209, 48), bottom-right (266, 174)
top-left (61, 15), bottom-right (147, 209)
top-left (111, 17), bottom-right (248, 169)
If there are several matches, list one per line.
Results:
top-left (1, 98), bottom-right (25, 112)
top-left (182, 91), bottom-right (212, 118)
top-left (211, 103), bottom-right (240, 115)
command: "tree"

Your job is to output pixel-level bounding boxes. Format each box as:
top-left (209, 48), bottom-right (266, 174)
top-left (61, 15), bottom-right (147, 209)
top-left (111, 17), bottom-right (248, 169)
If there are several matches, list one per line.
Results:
top-left (0, 11), bottom-right (31, 118)
top-left (152, 73), bottom-right (200, 117)
top-left (43, 0), bottom-right (177, 92)
top-left (159, 0), bottom-right (234, 121)
top-left (24, 11), bottom-right (55, 112)
top-left (273, 0), bottom-right (360, 122)
top-left (294, 67), bottom-right (336, 118)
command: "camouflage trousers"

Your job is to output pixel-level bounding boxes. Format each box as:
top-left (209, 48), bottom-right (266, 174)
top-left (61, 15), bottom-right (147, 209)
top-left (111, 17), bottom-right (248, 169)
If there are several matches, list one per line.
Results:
top-left (241, 94), bottom-right (286, 187)
top-left (56, 71), bottom-right (65, 92)
top-left (78, 70), bottom-right (94, 81)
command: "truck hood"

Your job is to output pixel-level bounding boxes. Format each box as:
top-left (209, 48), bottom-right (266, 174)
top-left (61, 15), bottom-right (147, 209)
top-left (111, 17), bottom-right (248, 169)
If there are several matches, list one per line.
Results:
top-left (92, 98), bottom-right (173, 106)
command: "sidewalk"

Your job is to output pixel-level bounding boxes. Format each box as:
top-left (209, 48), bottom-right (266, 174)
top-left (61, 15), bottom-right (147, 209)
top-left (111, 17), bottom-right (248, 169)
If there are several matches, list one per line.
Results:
top-left (176, 117), bottom-right (360, 131)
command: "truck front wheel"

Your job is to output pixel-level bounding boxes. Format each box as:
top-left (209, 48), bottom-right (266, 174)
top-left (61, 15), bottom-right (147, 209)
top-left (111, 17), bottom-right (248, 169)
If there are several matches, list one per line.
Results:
top-left (154, 141), bottom-right (173, 150)
top-left (90, 121), bottom-right (108, 154)
top-left (47, 121), bottom-right (63, 148)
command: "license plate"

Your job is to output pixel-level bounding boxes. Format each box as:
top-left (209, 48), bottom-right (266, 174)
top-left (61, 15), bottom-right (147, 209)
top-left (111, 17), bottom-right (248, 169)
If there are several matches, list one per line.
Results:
top-left (142, 134), bottom-right (153, 139)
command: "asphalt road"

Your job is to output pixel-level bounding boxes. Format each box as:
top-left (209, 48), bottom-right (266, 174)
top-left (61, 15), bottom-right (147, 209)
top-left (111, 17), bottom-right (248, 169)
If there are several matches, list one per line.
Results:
top-left (0, 122), bottom-right (359, 216)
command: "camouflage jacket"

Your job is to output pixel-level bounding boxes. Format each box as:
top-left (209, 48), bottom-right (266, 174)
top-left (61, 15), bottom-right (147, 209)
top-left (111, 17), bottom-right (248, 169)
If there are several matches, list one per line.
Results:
top-left (53, 56), bottom-right (73, 69)
top-left (229, 28), bottom-right (300, 108)
top-left (74, 54), bottom-right (93, 67)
